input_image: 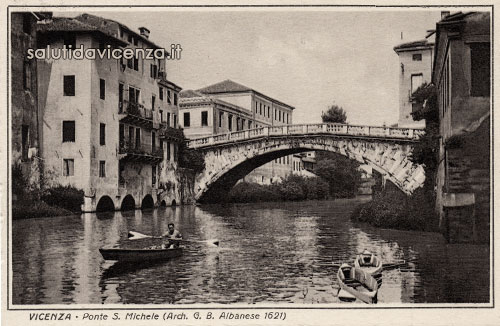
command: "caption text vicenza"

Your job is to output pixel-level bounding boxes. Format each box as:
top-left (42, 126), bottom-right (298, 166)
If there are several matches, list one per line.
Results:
top-left (29, 311), bottom-right (286, 321)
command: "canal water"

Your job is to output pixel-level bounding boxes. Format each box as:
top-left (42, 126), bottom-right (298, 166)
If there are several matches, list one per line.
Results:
top-left (12, 198), bottom-right (490, 304)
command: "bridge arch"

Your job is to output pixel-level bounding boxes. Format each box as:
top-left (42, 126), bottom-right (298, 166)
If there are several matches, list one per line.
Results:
top-left (121, 194), bottom-right (136, 211)
top-left (96, 195), bottom-right (115, 212)
top-left (192, 131), bottom-right (425, 203)
top-left (141, 194), bottom-right (155, 210)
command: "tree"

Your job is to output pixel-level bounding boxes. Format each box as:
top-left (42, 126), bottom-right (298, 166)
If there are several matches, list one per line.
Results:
top-left (177, 130), bottom-right (206, 173)
top-left (321, 104), bottom-right (347, 124)
top-left (313, 151), bottom-right (362, 198)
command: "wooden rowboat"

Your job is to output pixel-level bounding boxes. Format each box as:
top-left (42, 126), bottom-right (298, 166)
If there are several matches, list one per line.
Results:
top-left (354, 250), bottom-right (383, 276)
top-left (337, 263), bottom-right (378, 304)
top-left (99, 247), bottom-right (183, 263)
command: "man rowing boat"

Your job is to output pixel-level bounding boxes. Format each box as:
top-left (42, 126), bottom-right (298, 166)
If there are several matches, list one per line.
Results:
top-left (162, 223), bottom-right (182, 249)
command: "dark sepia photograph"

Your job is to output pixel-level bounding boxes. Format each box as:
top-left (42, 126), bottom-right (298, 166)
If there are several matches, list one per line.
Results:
top-left (6, 4), bottom-right (492, 313)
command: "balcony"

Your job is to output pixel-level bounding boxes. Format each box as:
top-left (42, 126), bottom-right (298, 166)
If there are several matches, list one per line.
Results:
top-left (119, 140), bottom-right (163, 163)
top-left (159, 123), bottom-right (184, 142)
top-left (119, 100), bottom-right (155, 129)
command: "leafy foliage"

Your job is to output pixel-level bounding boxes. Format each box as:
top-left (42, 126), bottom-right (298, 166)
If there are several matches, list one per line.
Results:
top-left (313, 151), bottom-right (362, 198)
top-left (321, 104), bottom-right (347, 123)
top-left (177, 130), bottom-right (206, 173)
top-left (41, 185), bottom-right (84, 213)
top-left (351, 186), bottom-right (437, 231)
top-left (228, 175), bottom-right (330, 203)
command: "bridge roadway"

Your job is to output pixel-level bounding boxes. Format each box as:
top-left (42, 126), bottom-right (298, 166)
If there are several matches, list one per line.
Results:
top-left (186, 123), bottom-right (424, 149)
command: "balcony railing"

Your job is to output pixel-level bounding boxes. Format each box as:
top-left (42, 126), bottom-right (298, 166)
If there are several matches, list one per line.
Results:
top-left (119, 100), bottom-right (156, 129)
top-left (119, 140), bottom-right (163, 163)
top-left (187, 123), bottom-right (425, 149)
top-left (159, 123), bottom-right (184, 141)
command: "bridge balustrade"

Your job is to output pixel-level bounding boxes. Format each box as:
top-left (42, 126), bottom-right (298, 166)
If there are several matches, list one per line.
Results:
top-left (186, 123), bottom-right (424, 148)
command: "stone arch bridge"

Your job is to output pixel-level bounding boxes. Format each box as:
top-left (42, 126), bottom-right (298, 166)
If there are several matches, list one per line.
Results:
top-left (187, 123), bottom-right (426, 203)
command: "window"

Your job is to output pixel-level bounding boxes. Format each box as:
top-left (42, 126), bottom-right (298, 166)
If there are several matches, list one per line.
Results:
top-left (236, 117), bottom-right (241, 131)
top-left (129, 86), bottom-right (140, 104)
top-left (127, 58), bottom-right (133, 69)
top-left (22, 125), bottom-right (29, 161)
top-left (62, 121), bottom-right (75, 142)
top-left (119, 124), bottom-right (124, 144)
top-left (174, 93), bottom-right (178, 105)
top-left (184, 112), bottom-right (190, 127)
top-left (267, 107), bottom-right (270, 118)
top-left (99, 123), bottom-right (106, 145)
top-left (99, 161), bottom-right (106, 178)
top-left (152, 95), bottom-right (156, 111)
top-left (201, 111), bottom-right (208, 126)
top-left (275, 109), bottom-right (277, 120)
top-left (173, 114), bottom-right (177, 128)
top-left (133, 37), bottom-right (138, 46)
top-left (167, 90), bottom-right (172, 104)
top-left (128, 34), bottom-right (133, 43)
top-left (248, 121), bottom-right (252, 129)
top-left (63, 34), bottom-right (76, 50)
top-left (152, 132), bottom-right (156, 150)
top-left (173, 144), bottom-right (177, 161)
top-left (412, 53), bottom-right (422, 61)
top-left (22, 14), bottom-right (32, 34)
top-left (411, 74), bottom-right (423, 94)
top-left (219, 111), bottom-right (223, 128)
top-left (128, 126), bottom-right (134, 144)
top-left (150, 64), bottom-right (158, 78)
top-left (152, 165), bottom-right (156, 186)
top-left (63, 159), bottom-right (74, 176)
top-left (228, 114), bottom-right (233, 131)
top-left (100, 79), bottom-right (105, 100)
top-left (471, 43), bottom-right (490, 97)
top-left (167, 112), bottom-right (171, 126)
top-left (259, 103), bottom-right (262, 115)
top-left (118, 83), bottom-right (124, 112)
top-left (63, 75), bottom-right (75, 96)
top-left (167, 141), bottom-right (171, 160)
top-left (159, 87), bottom-right (163, 100)
top-left (159, 110), bottom-right (163, 123)
top-left (133, 57), bottom-right (139, 71)
top-left (135, 128), bottom-right (141, 149)
top-left (255, 101), bottom-right (258, 113)
top-left (23, 61), bottom-right (31, 90)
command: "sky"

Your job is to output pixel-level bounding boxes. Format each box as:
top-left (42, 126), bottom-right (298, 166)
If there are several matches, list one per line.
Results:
top-left (59, 9), bottom-right (442, 126)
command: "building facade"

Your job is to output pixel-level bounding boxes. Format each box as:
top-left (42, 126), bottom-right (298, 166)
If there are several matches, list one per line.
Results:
top-left (36, 13), bottom-right (183, 212)
top-left (11, 12), bottom-right (52, 200)
top-left (394, 37), bottom-right (434, 128)
top-left (180, 80), bottom-right (295, 184)
top-left (433, 12), bottom-right (490, 243)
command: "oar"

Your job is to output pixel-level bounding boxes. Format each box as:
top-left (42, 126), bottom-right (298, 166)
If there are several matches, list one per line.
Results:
top-left (128, 231), bottom-right (220, 247)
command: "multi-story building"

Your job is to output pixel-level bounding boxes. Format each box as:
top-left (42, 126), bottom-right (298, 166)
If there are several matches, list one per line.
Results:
top-left (11, 12), bottom-right (52, 199)
top-left (180, 80), bottom-right (295, 184)
top-left (36, 13), bottom-right (183, 212)
top-left (394, 34), bottom-right (434, 128)
top-left (432, 12), bottom-right (490, 243)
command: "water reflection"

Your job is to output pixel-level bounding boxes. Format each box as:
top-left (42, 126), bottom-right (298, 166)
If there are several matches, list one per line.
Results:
top-left (12, 198), bottom-right (489, 304)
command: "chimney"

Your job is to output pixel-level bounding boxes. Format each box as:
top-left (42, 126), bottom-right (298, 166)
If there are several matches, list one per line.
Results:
top-left (441, 11), bottom-right (450, 20)
top-left (139, 27), bottom-right (150, 39)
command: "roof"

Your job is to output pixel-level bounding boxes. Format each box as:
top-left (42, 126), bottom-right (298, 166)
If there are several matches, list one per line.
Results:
top-left (394, 39), bottom-right (434, 52)
top-left (180, 89), bottom-right (205, 98)
top-left (197, 79), bottom-right (295, 110)
top-left (38, 16), bottom-right (126, 46)
top-left (74, 14), bottom-right (165, 50)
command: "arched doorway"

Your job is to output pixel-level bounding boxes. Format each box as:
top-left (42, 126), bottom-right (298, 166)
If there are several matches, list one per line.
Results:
top-left (141, 194), bottom-right (154, 210)
top-left (160, 200), bottom-right (167, 207)
top-left (121, 194), bottom-right (136, 211)
top-left (171, 199), bottom-right (177, 207)
top-left (96, 195), bottom-right (115, 212)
